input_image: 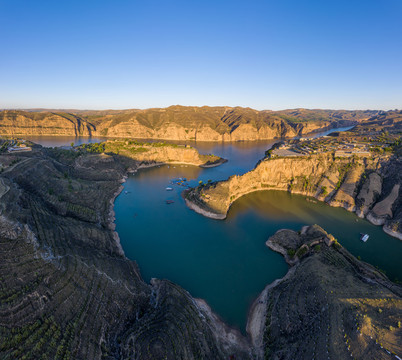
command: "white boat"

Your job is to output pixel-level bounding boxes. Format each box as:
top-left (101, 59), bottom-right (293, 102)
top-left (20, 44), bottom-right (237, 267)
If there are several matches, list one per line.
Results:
top-left (360, 234), bottom-right (369, 242)
top-left (166, 187), bottom-right (173, 191)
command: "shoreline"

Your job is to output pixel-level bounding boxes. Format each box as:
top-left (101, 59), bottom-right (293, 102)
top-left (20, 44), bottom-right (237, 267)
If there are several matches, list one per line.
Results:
top-left (246, 266), bottom-right (297, 359)
top-left (194, 298), bottom-right (252, 356)
top-left (105, 161), bottom-right (256, 353)
top-left (104, 137), bottom-right (229, 256)
top-left (185, 187), bottom-right (402, 241)
top-left (132, 158), bottom-right (228, 172)
top-left (107, 176), bottom-right (127, 257)
top-left (183, 189), bottom-right (226, 219)
top-left (108, 157), bottom-right (228, 254)
top-left (103, 142), bottom-right (400, 356)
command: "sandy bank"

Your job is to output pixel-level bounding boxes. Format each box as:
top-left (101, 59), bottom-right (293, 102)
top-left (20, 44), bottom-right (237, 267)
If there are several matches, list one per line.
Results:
top-left (194, 298), bottom-right (251, 356)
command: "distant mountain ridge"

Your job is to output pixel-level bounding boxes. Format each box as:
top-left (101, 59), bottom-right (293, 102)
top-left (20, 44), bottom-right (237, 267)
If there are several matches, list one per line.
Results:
top-left (0, 106), bottom-right (381, 141)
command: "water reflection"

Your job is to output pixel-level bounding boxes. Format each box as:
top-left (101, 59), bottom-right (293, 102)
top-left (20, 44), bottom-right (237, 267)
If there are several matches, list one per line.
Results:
top-left (229, 190), bottom-right (402, 281)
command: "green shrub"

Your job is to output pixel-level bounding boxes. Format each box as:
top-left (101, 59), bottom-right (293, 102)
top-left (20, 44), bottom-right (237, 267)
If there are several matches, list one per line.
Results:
top-left (296, 246), bottom-right (308, 258)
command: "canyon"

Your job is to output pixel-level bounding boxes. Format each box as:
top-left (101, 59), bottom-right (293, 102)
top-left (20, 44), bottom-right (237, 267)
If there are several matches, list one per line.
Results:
top-left (1, 108), bottom-right (401, 359)
top-left (0, 106), bottom-right (378, 141)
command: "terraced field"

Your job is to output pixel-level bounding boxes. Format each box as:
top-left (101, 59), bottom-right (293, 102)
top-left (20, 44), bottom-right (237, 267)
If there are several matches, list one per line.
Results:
top-left (0, 144), bottom-right (248, 359)
top-left (262, 226), bottom-right (402, 360)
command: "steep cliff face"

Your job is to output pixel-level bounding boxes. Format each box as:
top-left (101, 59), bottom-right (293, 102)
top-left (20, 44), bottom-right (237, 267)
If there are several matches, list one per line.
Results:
top-left (0, 111), bottom-right (95, 136)
top-left (101, 140), bottom-right (225, 167)
top-left (95, 106), bottom-right (358, 141)
top-left (185, 153), bottom-right (402, 238)
top-left (0, 106), bottom-right (376, 141)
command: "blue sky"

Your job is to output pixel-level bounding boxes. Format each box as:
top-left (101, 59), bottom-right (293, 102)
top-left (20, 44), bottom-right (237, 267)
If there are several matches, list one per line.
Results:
top-left (1, 0), bottom-right (401, 110)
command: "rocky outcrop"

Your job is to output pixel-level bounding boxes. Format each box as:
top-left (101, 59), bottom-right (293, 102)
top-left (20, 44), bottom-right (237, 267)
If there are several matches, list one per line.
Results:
top-left (367, 184), bottom-right (400, 225)
top-left (0, 106), bottom-right (378, 141)
top-left (101, 140), bottom-right (226, 167)
top-left (257, 225), bottom-right (402, 360)
top-left (356, 172), bottom-right (382, 217)
top-left (185, 153), bottom-right (402, 239)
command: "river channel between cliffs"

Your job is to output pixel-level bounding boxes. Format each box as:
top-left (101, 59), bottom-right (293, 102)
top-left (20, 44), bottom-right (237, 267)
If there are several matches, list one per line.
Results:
top-left (114, 141), bottom-right (402, 333)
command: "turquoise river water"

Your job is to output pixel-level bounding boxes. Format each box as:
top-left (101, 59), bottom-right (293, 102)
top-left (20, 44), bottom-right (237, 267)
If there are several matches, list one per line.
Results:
top-left (28, 133), bottom-right (402, 333)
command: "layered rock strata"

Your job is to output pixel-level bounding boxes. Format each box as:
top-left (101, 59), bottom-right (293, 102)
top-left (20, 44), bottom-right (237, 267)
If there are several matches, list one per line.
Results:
top-left (0, 106), bottom-right (376, 141)
top-left (185, 153), bottom-right (402, 239)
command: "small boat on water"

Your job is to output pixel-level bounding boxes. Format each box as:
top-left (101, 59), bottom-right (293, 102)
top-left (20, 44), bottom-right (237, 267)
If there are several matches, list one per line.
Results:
top-left (165, 200), bottom-right (174, 204)
top-left (360, 233), bottom-right (369, 242)
top-left (166, 187), bottom-right (173, 191)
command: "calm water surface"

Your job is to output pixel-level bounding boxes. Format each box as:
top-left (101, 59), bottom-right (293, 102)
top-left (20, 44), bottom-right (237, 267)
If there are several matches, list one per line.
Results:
top-left (115, 141), bottom-right (402, 333)
top-left (27, 133), bottom-right (401, 332)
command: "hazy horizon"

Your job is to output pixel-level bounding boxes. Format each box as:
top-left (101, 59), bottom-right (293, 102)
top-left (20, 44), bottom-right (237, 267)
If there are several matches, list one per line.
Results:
top-left (1, 104), bottom-right (400, 112)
